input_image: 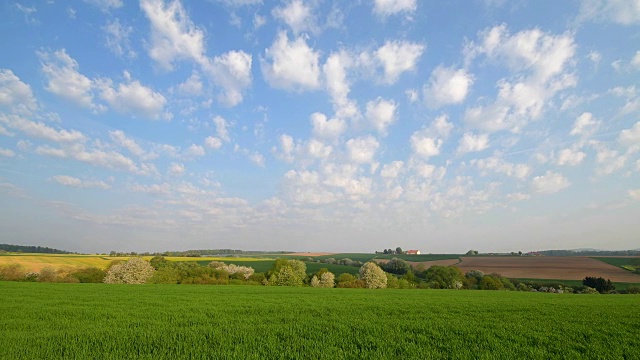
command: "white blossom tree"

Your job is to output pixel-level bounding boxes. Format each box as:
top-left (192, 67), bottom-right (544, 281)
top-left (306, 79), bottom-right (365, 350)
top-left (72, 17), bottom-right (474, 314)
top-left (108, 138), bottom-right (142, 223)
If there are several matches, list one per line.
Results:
top-left (359, 262), bottom-right (387, 289)
top-left (104, 257), bottom-right (155, 284)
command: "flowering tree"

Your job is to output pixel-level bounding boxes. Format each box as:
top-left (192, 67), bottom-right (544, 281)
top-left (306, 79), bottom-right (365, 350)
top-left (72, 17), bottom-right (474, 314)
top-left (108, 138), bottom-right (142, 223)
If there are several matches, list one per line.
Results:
top-left (359, 262), bottom-right (387, 289)
top-left (311, 271), bottom-right (335, 288)
top-left (104, 257), bottom-right (155, 284)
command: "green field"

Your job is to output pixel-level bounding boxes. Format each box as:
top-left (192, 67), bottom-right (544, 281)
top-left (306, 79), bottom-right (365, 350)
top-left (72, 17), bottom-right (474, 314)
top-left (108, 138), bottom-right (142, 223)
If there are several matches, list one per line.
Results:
top-left (1, 282), bottom-right (638, 359)
top-left (592, 257), bottom-right (640, 271)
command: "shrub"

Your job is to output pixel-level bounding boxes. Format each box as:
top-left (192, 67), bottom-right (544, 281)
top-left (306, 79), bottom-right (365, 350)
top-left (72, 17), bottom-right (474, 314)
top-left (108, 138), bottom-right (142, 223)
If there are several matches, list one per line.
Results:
top-left (382, 258), bottom-right (411, 275)
top-left (424, 266), bottom-right (465, 289)
top-left (38, 267), bottom-right (58, 282)
top-left (359, 262), bottom-right (387, 289)
top-left (583, 277), bottom-right (615, 293)
top-left (104, 258), bottom-right (155, 284)
top-left (70, 267), bottom-right (107, 283)
top-left (0, 264), bottom-right (27, 281)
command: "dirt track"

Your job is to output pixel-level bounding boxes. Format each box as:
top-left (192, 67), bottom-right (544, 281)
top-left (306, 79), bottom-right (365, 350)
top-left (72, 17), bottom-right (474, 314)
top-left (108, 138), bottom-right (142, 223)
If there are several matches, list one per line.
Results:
top-left (457, 256), bottom-right (640, 283)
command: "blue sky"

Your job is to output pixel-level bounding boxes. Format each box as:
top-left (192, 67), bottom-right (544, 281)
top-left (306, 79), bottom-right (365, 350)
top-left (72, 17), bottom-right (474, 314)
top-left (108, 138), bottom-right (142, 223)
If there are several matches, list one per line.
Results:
top-left (0, 0), bottom-right (639, 254)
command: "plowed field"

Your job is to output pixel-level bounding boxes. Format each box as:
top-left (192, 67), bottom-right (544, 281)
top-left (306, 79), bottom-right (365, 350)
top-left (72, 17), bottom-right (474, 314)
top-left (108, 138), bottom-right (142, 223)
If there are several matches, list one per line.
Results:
top-left (457, 256), bottom-right (640, 283)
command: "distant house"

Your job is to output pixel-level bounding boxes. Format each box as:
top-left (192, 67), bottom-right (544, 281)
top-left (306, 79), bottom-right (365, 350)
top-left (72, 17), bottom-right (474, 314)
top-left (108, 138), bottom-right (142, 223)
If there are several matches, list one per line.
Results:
top-left (406, 250), bottom-right (420, 255)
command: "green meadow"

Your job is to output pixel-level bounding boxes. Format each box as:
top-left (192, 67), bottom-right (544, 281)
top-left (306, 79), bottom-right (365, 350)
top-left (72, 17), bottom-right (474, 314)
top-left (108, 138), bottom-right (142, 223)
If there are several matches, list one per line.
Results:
top-left (1, 282), bottom-right (638, 359)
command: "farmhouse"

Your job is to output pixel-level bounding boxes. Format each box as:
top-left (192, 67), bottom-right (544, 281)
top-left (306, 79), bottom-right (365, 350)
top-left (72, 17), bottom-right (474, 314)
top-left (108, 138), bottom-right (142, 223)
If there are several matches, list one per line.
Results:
top-left (406, 250), bottom-right (421, 255)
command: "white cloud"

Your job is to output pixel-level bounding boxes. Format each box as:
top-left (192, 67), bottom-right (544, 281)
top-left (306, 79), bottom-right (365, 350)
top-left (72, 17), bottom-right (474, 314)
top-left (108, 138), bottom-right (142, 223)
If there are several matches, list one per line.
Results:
top-left (323, 51), bottom-right (359, 119)
top-left (463, 25), bottom-right (576, 133)
top-left (213, 116), bottom-right (231, 142)
top-left (578, 0), bottom-right (640, 25)
top-left (618, 121), bottom-right (640, 149)
top-left (83, 0), bottom-right (123, 11)
top-left (457, 133), bottom-right (489, 154)
top-left (109, 130), bottom-right (145, 158)
top-left (140, 0), bottom-right (206, 70)
top-left (204, 136), bottom-right (222, 149)
top-left (557, 148), bottom-right (586, 166)
top-left (253, 14), bottom-right (266, 29)
top-left (307, 139), bottom-right (332, 159)
top-left (632, 51), bottom-right (640, 69)
top-left (570, 112), bottom-right (599, 137)
top-left (186, 144), bottom-right (205, 157)
top-left (261, 31), bottom-right (321, 91)
top-left (52, 175), bottom-right (111, 189)
top-left (424, 66), bottom-right (473, 108)
top-left (99, 79), bottom-right (167, 119)
top-left (104, 19), bottom-right (135, 58)
top-left (177, 73), bottom-right (203, 96)
top-left (168, 162), bottom-right (185, 176)
top-left (39, 49), bottom-right (98, 110)
top-left (411, 133), bottom-right (441, 158)
top-left (366, 97), bottom-right (397, 135)
top-left (373, 0), bottom-right (417, 18)
top-left (587, 51), bottom-right (602, 67)
top-left (471, 156), bottom-right (531, 179)
top-left (0, 115), bottom-right (86, 143)
top-left (346, 135), bottom-right (379, 163)
top-left (205, 50), bottom-right (252, 106)
top-left (272, 0), bottom-right (315, 35)
top-left (36, 144), bottom-right (152, 175)
top-left (374, 40), bottom-right (424, 84)
top-left (310, 112), bottom-right (346, 140)
top-left (531, 171), bottom-right (570, 194)
top-left (629, 189), bottom-right (640, 200)
top-left (274, 134), bottom-right (296, 162)
top-left (0, 69), bottom-right (37, 114)
top-left (0, 148), bottom-right (15, 157)
top-left (381, 161), bottom-right (404, 178)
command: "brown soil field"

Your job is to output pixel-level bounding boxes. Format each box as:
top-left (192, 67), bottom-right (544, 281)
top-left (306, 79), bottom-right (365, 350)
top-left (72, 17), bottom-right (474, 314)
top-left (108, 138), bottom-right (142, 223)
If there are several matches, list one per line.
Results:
top-left (457, 256), bottom-right (640, 283)
top-left (374, 259), bottom-right (460, 269)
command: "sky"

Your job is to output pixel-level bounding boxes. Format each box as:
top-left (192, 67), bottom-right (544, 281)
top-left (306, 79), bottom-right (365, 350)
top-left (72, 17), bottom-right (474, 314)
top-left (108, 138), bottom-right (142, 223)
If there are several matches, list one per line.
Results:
top-left (0, 0), bottom-right (639, 254)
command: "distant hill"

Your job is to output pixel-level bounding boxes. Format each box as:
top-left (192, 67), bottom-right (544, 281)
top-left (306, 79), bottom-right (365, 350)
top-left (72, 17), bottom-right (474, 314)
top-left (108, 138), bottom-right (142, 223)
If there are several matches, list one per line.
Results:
top-left (533, 249), bottom-right (640, 256)
top-left (0, 244), bottom-right (74, 254)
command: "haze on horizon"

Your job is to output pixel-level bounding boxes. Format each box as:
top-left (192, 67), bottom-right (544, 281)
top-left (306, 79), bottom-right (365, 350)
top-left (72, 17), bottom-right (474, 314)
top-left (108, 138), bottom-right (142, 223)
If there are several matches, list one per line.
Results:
top-left (0, 0), bottom-right (639, 254)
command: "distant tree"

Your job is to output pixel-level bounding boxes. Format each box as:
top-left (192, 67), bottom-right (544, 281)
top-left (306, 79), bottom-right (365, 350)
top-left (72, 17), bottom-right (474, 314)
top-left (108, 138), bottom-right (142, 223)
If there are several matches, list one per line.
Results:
top-left (582, 277), bottom-right (615, 293)
top-left (518, 251), bottom-right (523, 256)
top-left (395, 247), bottom-right (403, 255)
top-left (424, 266), bottom-right (465, 289)
top-left (267, 259), bottom-right (306, 287)
top-left (104, 257), bottom-right (155, 284)
top-left (466, 250), bottom-right (479, 256)
top-left (150, 256), bottom-right (169, 270)
top-left (382, 258), bottom-right (411, 275)
top-left (319, 271), bottom-right (335, 288)
top-left (479, 275), bottom-right (503, 290)
top-left (359, 262), bottom-right (387, 289)
top-left (383, 249), bottom-right (388, 254)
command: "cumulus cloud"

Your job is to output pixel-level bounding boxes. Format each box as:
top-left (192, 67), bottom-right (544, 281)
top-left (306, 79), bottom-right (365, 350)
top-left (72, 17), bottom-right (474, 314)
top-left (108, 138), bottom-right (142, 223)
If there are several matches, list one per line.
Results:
top-left (463, 25), bottom-right (576, 133)
top-left (272, 0), bottom-right (316, 35)
top-left (261, 31), bottom-right (321, 91)
top-left (424, 66), bottom-right (473, 108)
top-left (0, 115), bottom-right (85, 143)
top-left (411, 133), bottom-right (441, 158)
top-left (39, 49), bottom-right (98, 110)
top-left (36, 144), bottom-right (154, 175)
top-left (366, 97), bottom-right (397, 135)
top-left (213, 116), bottom-right (231, 142)
top-left (381, 161), bottom-right (404, 178)
top-left (570, 112), bottom-right (599, 137)
top-left (307, 139), bottom-right (332, 159)
top-left (98, 79), bottom-right (168, 119)
top-left (557, 148), bottom-right (586, 166)
top-left (310, 112), bottom-right (346, 140)
top-left (204, 136), bottom-right (222, 150)
top-left (205, 50), bottom-right (252, 106)
top-left (531, 171), bottom-right (570, 194)
top-left (109, 130), bottom-right (145, 158)
top-left (346, 135), bottom-right (379, 163)
top-left (618, 121), bottom-right (640, 149)
top-left (629, 189), bottom-right (640, 200)
top-left (374, 40), bottom-right (424, 84)
top-left (140, 0), bottom-right (206, 70)
top-left (471, 156), bottom-right (531, 179)
top-left (168, 162), bottom-right (185, 176)
top-left (177, 73), bottom-right (203, 96)
top-left (52, 175), bottom-right (111, 189)
top-left (0, 148), bottom-right (15, 157)
top-left (373, 0), bottom-right (417, 18)
top-left (0, 69), bottom-right (37, 114)
top-left (457, 133), bottom-right (489, 154)
top-left (323, 51), bottom-right (359, 120)
top-left (186, 144), bottom-right (205, 157)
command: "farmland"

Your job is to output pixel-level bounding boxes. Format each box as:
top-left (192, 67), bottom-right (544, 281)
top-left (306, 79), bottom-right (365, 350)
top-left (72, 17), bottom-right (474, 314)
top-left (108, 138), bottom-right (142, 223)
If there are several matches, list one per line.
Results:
top-left (457, 256), bottom-right (640, 283)
top-left (1, 282), bottom-right (638, 359)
